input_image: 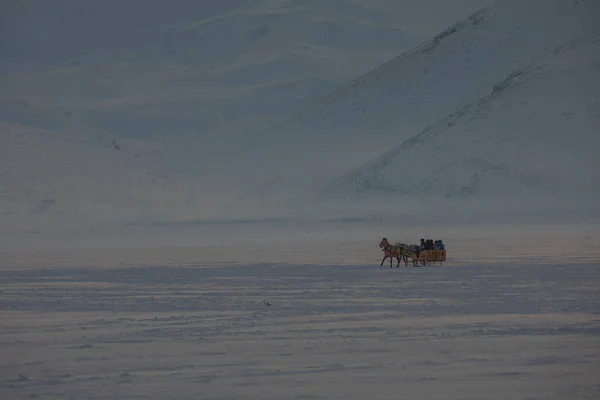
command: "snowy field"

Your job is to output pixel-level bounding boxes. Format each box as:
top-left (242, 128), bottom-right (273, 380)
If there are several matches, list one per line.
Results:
top-left (1, 224), bottom-right (599, 400)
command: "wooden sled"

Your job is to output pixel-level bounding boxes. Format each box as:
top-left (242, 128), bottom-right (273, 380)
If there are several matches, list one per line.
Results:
top-left (412, 249), bottom-right (447, 266)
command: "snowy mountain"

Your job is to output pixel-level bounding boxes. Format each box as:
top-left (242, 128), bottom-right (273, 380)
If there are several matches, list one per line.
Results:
top-left (0, 98), bottom-right (264, 233)
top-left (5, 0), bottom-right (598, 230)
top-left (1, 0), bottom-right (493, 139)
top-left (237, 0), bottom-right (600, 223)
top-left (1, 0), bottom-right (497, 231)
top-left (0, 119), bottom-right (187, 234)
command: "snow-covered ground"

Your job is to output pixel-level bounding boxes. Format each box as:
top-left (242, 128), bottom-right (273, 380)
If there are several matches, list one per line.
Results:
top-left (1, 223), bottom-right (599, 399)
top-left (1, 263), bottom-right (599, 399)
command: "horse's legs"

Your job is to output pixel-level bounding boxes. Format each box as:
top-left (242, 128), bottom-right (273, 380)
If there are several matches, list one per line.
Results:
top-left (396, 257), bottom-right (400, 267)
top-left (380, 256), bottom-right (386, 266)
top-left (389, 257), bottom-right (393, 268)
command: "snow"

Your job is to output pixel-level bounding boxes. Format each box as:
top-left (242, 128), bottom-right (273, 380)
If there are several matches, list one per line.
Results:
top-left (1, 232), bottom-right (599, 399)
top-left (0, 0), bottom-right (493, 137)
top-left (312, 32), bottom-right (600, 223)
top-left (0, 120), bottom-right (205, 231)
top-left (241, 0), bottom-right (600, 222)
top-left (2, 1), bottom-right (599, 398)
top-left (0, 0), bottom-right (499, 232)
top-left (4, 0), bottom-right (597, 230)
top-left (325, 12), bottom-right (600, 202)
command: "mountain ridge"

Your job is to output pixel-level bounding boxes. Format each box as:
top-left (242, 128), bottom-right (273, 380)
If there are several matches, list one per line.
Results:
top-left (241, 0), bottom-right (600, 222)
top-left (312, 29), bottom-right (600, 221)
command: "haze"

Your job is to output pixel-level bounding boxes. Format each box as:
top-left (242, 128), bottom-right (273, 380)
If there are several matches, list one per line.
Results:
top-left (1, 2), bottom-right (599, 398)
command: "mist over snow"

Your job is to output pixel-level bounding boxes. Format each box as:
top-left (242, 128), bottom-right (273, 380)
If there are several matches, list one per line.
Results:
top-left (1, 0), bottom-right (493, 139)
top-left (1, 0), bottom-right (598, 235)
top-left (2, 4), bottom-right (600, 398)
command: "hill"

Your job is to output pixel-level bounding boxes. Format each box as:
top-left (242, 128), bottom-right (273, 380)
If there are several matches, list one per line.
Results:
top-left (1, 0), bottom-right (493, 139)
top-left (0, 0), bottom-right (497, 231)
top-left (234, 0), bottom-right (600, 224)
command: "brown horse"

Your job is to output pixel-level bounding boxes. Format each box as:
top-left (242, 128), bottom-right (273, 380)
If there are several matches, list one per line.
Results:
top-left (378, 238), bottom-right (413, 268)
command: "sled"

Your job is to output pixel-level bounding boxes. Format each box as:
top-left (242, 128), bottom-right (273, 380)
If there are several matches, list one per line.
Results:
top-left (414, 249), bottom-right (447, 266)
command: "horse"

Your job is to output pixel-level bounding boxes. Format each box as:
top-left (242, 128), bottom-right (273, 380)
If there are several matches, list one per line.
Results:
top-left (378, 238), bottom-right (415, 268)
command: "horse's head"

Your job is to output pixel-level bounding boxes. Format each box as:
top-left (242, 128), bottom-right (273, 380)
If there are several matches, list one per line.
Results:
top-left (378, 237), bottom-right (389, 249)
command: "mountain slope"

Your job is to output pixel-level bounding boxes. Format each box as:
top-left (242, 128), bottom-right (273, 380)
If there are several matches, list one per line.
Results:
top-left (1, 0), bottom-right (500, 230)
top-left (1, 0), bottom-right (493, 140)
top-left (242, 0), bottom-right (597, 160)
top-left (314, 34), bottom-right (600, 223)
top-left (231, 0), bottom-right (600, 222)
top-left (0, 121), bottom-right (189, 232)
top-left (0, 102), bottom-right (242, 232)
